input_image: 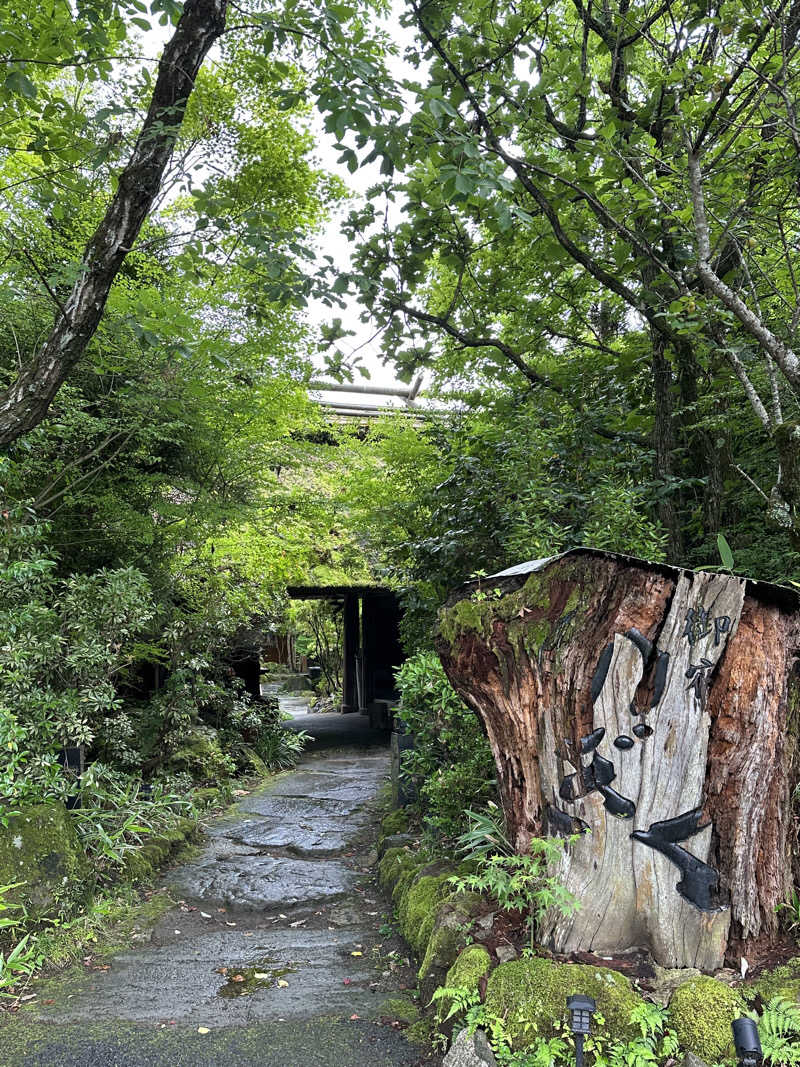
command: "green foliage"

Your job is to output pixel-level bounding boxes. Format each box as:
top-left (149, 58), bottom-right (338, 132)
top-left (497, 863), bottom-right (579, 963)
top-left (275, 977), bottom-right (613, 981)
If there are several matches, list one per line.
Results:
top-left (748, 996), bottom-right (800, 1066)
top-left (451, 822), bottom-right (580, 951)
top-left (0, 881), bottom-right (41, 1000)
top-left (0, 506), bottom-right (156, 801)
top-left (431, 989), bottom-right (678, 1067)
top-left (455, 804), bottom-right (515, 860)
top-left (69, 765), bottom-right (192, 882)
top-left (394, 651), bottom-right (497, 840)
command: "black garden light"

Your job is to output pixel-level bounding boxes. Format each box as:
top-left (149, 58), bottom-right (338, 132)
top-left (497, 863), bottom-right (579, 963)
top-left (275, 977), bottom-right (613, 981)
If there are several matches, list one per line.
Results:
top-left (58, 744), bottom-right (85, 810)
top-left (732, 1017), bottom-right (763, 1067)
top-left (567, 994), bottom-right (596, 1067)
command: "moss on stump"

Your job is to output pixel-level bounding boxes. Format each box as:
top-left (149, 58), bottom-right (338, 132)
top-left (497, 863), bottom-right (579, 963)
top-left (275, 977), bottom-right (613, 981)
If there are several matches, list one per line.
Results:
top-left (484, 956), bottom-right (644, 1049)
top-left (669, 975), bottom-right (746, 1063)
top-left (0, 802), bottom-right (91, 920)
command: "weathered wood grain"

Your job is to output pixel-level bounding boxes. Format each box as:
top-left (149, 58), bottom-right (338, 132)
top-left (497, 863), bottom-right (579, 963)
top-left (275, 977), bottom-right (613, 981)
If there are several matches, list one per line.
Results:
top-left (437, 550), bottom-right (800, 969)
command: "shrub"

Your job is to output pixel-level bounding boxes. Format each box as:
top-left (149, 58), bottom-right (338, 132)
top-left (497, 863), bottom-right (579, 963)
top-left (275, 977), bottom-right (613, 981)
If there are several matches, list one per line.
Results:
top-left (395, 651), bottom-right (497, 841)
top-left (0, 509), bottom-right (156, 802)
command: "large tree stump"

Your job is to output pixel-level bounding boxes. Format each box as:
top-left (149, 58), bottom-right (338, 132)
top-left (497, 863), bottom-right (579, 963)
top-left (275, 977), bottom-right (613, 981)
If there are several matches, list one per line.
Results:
top-left (436, 550), bottom-right (800, 970)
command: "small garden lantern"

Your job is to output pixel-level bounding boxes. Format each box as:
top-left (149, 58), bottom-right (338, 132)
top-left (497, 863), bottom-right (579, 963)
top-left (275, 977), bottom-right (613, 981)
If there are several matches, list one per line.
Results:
top-left (732, 1017), bottom-right (762, 1067)
top-left (59, 744), bottom-right (85, 810)
top-left (566, 994), bottom-right (596, 1067)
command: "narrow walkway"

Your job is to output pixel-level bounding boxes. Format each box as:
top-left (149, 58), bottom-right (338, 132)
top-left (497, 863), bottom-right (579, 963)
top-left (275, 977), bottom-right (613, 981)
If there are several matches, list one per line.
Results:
top-left (3, 749), bottom-right (435, 1066)
top-left (263, 671), bottom-right (391, 752)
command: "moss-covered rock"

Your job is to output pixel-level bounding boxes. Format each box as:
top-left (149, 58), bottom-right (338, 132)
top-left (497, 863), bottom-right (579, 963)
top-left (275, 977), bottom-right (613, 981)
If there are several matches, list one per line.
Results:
top-left (168, 726), bottom-right (235, 782)
top-left (417, 892), bottom-right (486, 1001)
top-left (120, 817), bottom-right (198, 884)
top-left (669, 976), bottom-right (745, 1063)
top-left (0, 802), bottom-right (91, 920)
top-left (378, 996), bottom-right (421, 1025)
top-left (446, 944), bottom-right (492, 992)
top-left (434, 944), bottom-right (494, 1039)
top-left (484, 956), bottom-right (644, 1049)
top-left (378, 846), bottom-right (420, 895)
top-left (399, 873), bottom-right (453, 956)
top-left (392, 860), bottom-right (427, 909)
top-left (746, 957), bottom-right (800, 1005)
top-left (377, 995), bottom-right (431, 1046)
top-left (381, 810), bottom-right (410, 837)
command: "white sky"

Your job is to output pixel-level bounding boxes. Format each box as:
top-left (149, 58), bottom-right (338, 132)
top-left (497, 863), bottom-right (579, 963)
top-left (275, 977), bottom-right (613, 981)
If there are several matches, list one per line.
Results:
top-left (142, 6), bottom-right (420, 409)
top-left (304, 7), bottom-right (421, 406)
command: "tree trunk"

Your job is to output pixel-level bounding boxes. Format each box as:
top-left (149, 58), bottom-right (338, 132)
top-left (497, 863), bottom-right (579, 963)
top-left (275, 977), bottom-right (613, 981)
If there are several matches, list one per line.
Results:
top-left (436, 549), bottom-right (800, 970)
top-left (0, 0), bottom-right (227, 447)
top-left (650, 332), bottom-right (683, 560)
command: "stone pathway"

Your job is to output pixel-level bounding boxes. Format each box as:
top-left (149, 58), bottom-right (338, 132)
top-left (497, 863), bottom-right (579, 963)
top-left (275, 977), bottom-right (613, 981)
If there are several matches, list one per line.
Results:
top-left (3, 749), bottom-right (437, 1066)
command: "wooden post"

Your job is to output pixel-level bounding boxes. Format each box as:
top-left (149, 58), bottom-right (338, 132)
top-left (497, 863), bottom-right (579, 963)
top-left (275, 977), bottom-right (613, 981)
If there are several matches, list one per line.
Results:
top-left (436, 550), bottom-right (800, 970)
top-left (341, 593), bottom-right (360, 713)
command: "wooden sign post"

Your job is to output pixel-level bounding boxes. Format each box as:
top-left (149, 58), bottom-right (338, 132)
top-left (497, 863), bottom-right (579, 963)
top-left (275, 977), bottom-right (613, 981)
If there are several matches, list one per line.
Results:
top-left (436, 550), bottom-right (800, 970)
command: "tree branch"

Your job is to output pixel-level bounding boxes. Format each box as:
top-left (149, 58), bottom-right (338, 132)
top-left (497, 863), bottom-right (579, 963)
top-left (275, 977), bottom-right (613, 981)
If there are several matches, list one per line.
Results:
top-left (0, 0), bottom-right (228, 447)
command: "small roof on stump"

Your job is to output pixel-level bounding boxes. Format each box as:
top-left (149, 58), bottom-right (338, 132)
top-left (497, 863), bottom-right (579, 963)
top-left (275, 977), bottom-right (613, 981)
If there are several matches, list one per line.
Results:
top-left (461, 546), bottom-right (799, 612)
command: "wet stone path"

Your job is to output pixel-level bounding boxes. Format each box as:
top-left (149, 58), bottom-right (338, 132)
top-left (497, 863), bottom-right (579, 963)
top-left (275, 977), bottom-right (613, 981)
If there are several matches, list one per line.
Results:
top-left (4, 749), bottom-right (436, 1066)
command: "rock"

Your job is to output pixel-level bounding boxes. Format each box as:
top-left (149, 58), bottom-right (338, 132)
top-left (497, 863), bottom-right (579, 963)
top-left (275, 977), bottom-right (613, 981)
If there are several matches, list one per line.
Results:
top-left (167, 725), bottom-right (235, 781)
top-left (682, 1054), bottom-right (711, 1067)
top-left (443, 1028), bottom-right (497, 1067)
top-left (495, 943), bottom-right (517, 964)
top-left (434, 945), bottom-right (494, 1036)
top-left (380, 809), bottom-right (410, 837)
top-left (484, 956), bottom-right (645, 1049)
top-left (650, 965), bottom-right (700, 1006)
top-left (669, 975), bottom-right (745, 1063)
top-left (378, 833), bottom-right (416, 859)
top-left (398, 871), bottom-right (456, 956)
top-left (417, 892), bottom-right (485, 1001)
top-left (0, 801), bottom-right (92, 920)
top-left (446, 945), bottom-right (493, 991)
top-left (377, 845), bottom-right (421, 895)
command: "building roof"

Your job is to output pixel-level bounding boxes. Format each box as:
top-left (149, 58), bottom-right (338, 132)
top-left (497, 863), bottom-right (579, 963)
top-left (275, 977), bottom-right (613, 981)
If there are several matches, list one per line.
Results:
top-left (286, 584), bottom-right (396, 600)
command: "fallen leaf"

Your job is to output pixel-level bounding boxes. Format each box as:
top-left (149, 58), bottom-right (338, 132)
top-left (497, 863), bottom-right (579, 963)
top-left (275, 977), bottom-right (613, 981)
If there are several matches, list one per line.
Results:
top-left (197, 1026), bottom-right (210, 1034)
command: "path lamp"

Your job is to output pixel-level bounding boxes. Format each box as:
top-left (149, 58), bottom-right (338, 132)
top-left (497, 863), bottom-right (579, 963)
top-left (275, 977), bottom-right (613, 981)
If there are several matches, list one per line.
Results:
top-left (732, 1017), bottom-right (763, 1066)
top-left (567, 994), bottom-right (596, 1067)
top-left (59, 744), bottom-right (85, 810)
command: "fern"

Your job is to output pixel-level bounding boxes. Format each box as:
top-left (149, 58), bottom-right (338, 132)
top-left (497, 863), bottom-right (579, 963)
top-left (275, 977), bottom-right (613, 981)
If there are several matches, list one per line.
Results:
top-left (756, 997), bottom-right (800, 1065)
